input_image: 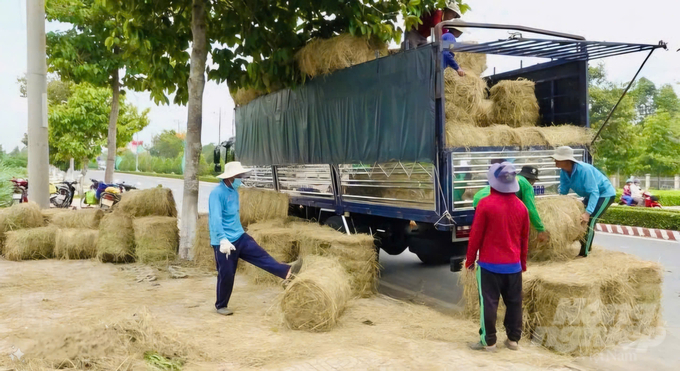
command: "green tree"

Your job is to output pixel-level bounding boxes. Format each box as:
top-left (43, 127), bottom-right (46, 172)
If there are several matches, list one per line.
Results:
top-left (21, 133), bottom-right (28, 147)
top-left (654, 84), bottom-right (680, 117)
top-left (18, 74), bottom-right (73, 104)
top-left (45, 0), bottom-right (180, 183)
top-left (589, 64), bottom-right (638, 176)
top-left (635, 111), bottom-right (680, 184)
top-left (48, 83), bottom-right (150, 170)
top-left (632, 77), bottom-right (657, 121)
top-left (104, 0), bottom-right (468, 258)
top-left (149, 130), bottom-right (185, 159)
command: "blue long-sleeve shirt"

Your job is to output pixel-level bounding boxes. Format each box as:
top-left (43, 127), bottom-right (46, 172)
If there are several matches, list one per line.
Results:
top-left (442, 33), bottom-right (460, 71)
top-left (558, 162), bottom-right (616, 214)
top-left (208, 182), bottom-right (244, 245)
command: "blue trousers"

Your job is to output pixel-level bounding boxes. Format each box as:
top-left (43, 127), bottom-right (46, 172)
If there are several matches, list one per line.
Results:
top-left (213, 233), bottom-right (290, 310)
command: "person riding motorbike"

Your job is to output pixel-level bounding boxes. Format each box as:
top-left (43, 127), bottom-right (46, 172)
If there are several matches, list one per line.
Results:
top-left (621, 178), bottom-right (634, 206)
top-left (631, 179), bottom-right (644, 206)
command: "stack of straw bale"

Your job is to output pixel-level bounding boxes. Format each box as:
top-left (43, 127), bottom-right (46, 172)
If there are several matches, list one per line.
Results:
top-left (446, 124), bottom-right (592, 149)
top-left (54, 229), bottom-right (99, 260)
top-left (292, 222), bottom-right (378, 297)
top-left (239, 187), bottom-right (289, 227)
top-left (0, 202), bottom-right (44, 252)
top-left (133, 216), bottom-right (179, 263)
top-left (462, 250), bottom-right (663, 356)
top-left (3, 226), bottom-right (56, 261)
top-left (444, 69), bottom-right (487, 127)
top-left (239, 219), bottom-right (299, 284)
top-left (455, 50), bottom-right (488, 76)
top-left (116, 187), bottom-right (177, 218)
top-left (192, 213), bottom-right (215, 269)
top-left (528, 196), bottom-right (587, 262)
top-left (279, 255), bottom-right (352, 332)
top-left (97, 211), bottom-right (135, 263)
top-left (489, 78), bottom-right (540, 127)
top-left (296, 34), bottom-right (387, 78)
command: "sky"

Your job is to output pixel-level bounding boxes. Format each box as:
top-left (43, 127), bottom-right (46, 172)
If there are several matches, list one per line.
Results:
top-left (1, 0), bottom-right (678, 152)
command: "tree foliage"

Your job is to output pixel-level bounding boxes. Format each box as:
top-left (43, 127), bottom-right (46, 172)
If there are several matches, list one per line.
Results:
top-left (655, 84), bottom-right (680, 118)
top-left (636, 111), bottom-right (680, 177)
top-left (17, 74), bottom-right (73, 104)
top-left (149, 130), bottom-right (185, 159)
top-left (48, 83), bottom-right (150, 168)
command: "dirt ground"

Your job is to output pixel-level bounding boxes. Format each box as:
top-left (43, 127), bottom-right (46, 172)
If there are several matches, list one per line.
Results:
top-left (0, 259), bottom-right (586, 371)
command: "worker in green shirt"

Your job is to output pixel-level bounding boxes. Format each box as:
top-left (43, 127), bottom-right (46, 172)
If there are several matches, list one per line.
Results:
top-left (473, 165), bottom-right (550, 243)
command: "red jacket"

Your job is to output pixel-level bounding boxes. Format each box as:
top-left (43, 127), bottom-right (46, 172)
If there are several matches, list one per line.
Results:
top-left (417, 10), bottom-right (450, 38)
top-left (465, 188), bottom-right (530, 273)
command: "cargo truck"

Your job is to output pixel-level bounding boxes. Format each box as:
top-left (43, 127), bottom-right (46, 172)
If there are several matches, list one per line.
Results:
top-left (229, 21), bottom-right (666, 264)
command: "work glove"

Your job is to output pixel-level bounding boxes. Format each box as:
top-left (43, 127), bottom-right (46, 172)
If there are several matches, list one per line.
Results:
top-left (219, 239), bottom-right (236, 257)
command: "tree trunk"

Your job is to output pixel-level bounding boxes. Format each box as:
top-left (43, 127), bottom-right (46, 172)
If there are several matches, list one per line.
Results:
top-left (105, 69), bottom-right (120, 183)
top-left (179, 0), bottom-right (208, 260)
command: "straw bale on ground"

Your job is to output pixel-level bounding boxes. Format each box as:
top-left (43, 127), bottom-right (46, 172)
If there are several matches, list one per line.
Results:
top-left (279, 255), bottom-right (352, 332)
top-left (47, 209), bottom-right (104, 229)
top-left (54, 229), bottom-right (99, 260)
top-left (116, 187), bottom-right (177, 218)
top-left (0, 202), bottom-right (44, 251)
top-left (529, 196), bottom-right (586, 262)
top-left (40, 208), bottom-right (65, 224)
top-left (239, 187), bottom-right (289, 227)
top-left (461, 249), bottom-right (663, 356)
top-left (446, 124), bottom-right (592, 149)
top-left (444, 69), bottom-right (487, 127)
top-left (192, 213), bottom-right (215, 269)
top-left (296, 34), bottom-right (387, 78)
top-left (133, 216), bottom-right (179, 263)
top-left (97, 212), bottom-right (135, 263)
top-left (3, 227), bottom-right (56, 261)
top-left (489, 79), bottom-right (540, 127)
top-left (241, 219), bottom-right (300, 285)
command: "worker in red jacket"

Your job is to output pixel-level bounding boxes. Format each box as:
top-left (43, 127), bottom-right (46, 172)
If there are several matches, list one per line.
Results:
top-left (405, 1), bottom-right (461, 49)
top-left (466, 162), bottom-right (529, 352)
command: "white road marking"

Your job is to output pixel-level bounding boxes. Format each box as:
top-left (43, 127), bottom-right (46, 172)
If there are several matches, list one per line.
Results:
top-left (625, 226), bottom-right (634, 235)
top-left (606, 224), bottom-right (613, 233)
top-left (637, 227), bottom-right (645, 236)
top-left (660, 230), bottom-right (669, 240)
top-left (616, 225), bottom-right (623, 234)
top-left (649, 229), bottom-right (657, 238)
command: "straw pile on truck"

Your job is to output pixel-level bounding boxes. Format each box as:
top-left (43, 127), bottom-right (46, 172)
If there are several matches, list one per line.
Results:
top-left (443, 44), bottom-right (592, 149)
top-left (461, 195), bottom-right (664, 356)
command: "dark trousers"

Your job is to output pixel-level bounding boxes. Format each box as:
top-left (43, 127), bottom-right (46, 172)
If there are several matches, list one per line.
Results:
top-left (213, 233), bottom-right (290, 310)
top-left (476, 267), bottom-right (523, 346)
top-left (580, 196), bottom-right (613, 257)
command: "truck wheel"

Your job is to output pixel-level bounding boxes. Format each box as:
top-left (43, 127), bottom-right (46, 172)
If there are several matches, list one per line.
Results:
top-left (415, 251), bottom-right (451, 265)
top-left (379, 244), bottom-right (407, 256)
top-left (409, 236), bottom-right (467, 265)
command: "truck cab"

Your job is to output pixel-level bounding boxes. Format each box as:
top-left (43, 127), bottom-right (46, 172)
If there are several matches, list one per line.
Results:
top-left (233, 22), bottom-right (665, 264)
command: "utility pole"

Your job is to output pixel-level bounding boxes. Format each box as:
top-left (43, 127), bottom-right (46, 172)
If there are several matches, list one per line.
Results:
top-left (26, 0), bottom-right (49, 208)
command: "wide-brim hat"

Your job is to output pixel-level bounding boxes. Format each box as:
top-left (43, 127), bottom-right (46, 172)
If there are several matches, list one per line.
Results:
top-left (488, 162), bottom-right (520, 194)
top-left (217, 161), bottom-right (251, 179)
top-left (518, 166), bottom-right (540, 181)
top-left (550, 146), bottom-right (579, 162)
top-left (445, 1), bottom-right (462, 18)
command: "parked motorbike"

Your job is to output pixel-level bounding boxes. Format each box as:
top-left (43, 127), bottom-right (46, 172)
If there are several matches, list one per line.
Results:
top-left (81, 179), bottom-right (135, 209)
top-left (10, 178), bottom-right (28, 204)
top-left (50, 180), bottom-right (77, 208)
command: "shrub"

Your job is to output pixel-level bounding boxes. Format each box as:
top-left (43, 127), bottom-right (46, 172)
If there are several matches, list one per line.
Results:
top-left (600, 206), bottom-right (680, 230)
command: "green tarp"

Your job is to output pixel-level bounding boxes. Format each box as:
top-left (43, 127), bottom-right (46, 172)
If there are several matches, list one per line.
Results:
top-left (235, 45), bottom-right (437, 166)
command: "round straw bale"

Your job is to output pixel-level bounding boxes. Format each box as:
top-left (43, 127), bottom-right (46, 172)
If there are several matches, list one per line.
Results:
top-left (232, 87), bottom-right (264, 106)
top-left (41, 208), bottom-right (65, 224)
top-left (279, 255), bottom-right (352, 332)
top-left (489, 78), bottom-right (540, 128)
top-left (446, 123), bottom-right (490, 148)
top-left (97, 211), bottom-right (135, 263)
top-left (48, 208), bottom-right (104, 229)
top-left (455, 51), bottom-right (488, 76)
top-left (3, 226), bottom-right (57, 261)
top-left (0, 202), bottom-right (44, 253)
top-left (133, 216), bottom-right (179, 263)
top-left (529, 196), bottom-right (586, 262)
top-left (54, 228), bottom-right (99, 259)
top-left (444, 69), bottom-right (487, 127)
top-left (239, 188), bottom-right (290, 227)
top-left (296, 34), bottom-right (387, 78)
top-left (192, 213), bottom-right (215, 269)
top-left (116, 187), bottom-right (177, 218)
top-left (539, 125), bottom-right (593, 147)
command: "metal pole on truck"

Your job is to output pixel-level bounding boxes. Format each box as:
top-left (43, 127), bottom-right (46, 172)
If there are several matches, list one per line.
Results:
top-left (26, 0), bottom-right (50, 208)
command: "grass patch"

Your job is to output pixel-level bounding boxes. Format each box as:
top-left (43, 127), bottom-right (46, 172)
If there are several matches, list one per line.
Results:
top-left (600, 205), bottom-right (680, 230)
top-left (144, 351), bottom-right (183, 371)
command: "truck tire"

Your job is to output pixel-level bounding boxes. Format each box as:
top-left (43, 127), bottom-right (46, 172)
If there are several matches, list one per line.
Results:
top-left (408, 234), bottom-right (467, 265)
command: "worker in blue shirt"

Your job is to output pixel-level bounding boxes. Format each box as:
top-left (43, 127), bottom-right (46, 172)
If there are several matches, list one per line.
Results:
top-left (442, 29), bottom-right (465, 76)
top-left (209, 161), bottom-right (303, 316)
top-left (551, 146), bottom-right (616, 257)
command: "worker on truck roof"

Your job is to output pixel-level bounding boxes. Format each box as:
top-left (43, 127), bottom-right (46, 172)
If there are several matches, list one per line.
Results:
top-left (209, 161), bottom-right (303, 316)
top-left (473, 165), bottom-right (550, 243)
top-left (466, 162), bottom-right (529, 352)
top-left (551, 146), bottom-right (616, 258)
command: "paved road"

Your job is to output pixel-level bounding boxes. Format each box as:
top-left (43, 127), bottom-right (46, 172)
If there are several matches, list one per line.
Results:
top-left (87, 170), bottom-right (216, 213)
top-left (89, 171), bottom-right (679, 369)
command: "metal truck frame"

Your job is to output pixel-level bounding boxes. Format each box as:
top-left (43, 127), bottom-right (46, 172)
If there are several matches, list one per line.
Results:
top-left (232, 22), bottom-right (666, 264)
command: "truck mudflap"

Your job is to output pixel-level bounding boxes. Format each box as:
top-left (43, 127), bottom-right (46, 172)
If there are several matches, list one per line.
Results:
top-left (450, 147), bottom-right (588, 211)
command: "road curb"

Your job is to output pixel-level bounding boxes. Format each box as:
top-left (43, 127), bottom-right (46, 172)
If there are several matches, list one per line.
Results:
top-left (596, 223), bottom-right (680, 241)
